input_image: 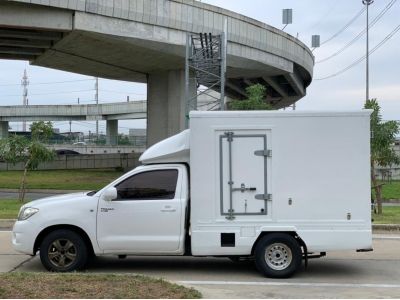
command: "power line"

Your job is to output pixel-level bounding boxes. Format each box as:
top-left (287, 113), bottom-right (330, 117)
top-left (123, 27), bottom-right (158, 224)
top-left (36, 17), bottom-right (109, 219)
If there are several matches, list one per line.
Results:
top-left (320, 7), bottom-right (366, 46)
top-left (315, 24), bottom-right (400, 80)
top-left (0, 89), bottom-right (94, 97)
top-left (317, 0), bottom-right (397, 64)
top-left (0, 78), bottom-right (94, 87)
top-left (303, 1), bottom-right (339, 32)
top-left (99, 89), bottom-right (146, 96)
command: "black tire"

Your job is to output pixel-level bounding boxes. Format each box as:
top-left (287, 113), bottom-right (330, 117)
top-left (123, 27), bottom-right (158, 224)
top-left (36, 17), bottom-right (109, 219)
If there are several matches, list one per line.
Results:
top-left (39, 229), bottom-right (88, 272)
top-left (254, 233), bottom-right (302, 278)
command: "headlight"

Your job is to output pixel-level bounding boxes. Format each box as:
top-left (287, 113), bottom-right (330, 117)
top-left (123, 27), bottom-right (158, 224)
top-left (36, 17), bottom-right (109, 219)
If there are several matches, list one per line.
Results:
top-left (18, 207), bottom-right (39, 221)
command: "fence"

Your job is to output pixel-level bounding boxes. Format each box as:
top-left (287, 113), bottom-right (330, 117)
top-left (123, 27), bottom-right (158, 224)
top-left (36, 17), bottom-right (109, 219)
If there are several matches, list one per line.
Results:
top-left (0, 153), bottom-right (141, 171)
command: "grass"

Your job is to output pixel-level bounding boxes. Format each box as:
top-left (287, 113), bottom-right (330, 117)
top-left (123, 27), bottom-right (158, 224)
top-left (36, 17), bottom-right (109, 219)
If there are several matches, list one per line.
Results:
top-left (0, 169), bottom-right (124, 190)
top-left (372, 206), bottom-right (400, 224)
top-left (0, 272), bottom-right (201, 299)
top-left (0, 199), bottom-right (22, 219)
top-left (380, 180), bottom-right (400, 200)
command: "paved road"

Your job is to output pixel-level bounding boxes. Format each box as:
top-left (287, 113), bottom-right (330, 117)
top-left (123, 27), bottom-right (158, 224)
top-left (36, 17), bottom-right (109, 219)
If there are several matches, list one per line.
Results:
top-left (1, 231), bottom-right (399, 298)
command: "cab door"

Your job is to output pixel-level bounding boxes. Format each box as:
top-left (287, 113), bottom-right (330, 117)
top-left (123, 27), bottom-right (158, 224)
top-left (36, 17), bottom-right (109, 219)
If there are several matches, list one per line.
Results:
top-left (96, 167), bottom-right (185, 254)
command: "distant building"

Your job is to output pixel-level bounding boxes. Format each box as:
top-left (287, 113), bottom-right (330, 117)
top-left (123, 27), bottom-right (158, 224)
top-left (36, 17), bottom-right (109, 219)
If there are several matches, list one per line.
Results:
top-left (60, 132), bottom-right (85, 142)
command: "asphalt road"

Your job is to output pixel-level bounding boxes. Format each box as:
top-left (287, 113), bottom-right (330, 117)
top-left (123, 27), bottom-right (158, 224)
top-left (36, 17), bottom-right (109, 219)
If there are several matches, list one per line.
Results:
top-left (1, 231), bottom-right (399, 298)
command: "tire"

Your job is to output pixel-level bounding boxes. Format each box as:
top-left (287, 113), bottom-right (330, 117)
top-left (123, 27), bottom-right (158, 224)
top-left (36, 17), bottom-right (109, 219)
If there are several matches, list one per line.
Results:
top-left (39, 229), bottom-right (88, 272)
top-left (254, 233), bottom-right (302, 278)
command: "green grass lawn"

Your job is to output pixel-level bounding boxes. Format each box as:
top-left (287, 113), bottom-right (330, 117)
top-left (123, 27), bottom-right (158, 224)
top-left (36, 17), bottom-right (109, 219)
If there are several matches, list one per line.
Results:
top-left (0, 199), bottom-right (23, 219)
top-left (380, 180), bottom-right (400, 200)
top-left (0, 169), bottom-right (124, 190)
top-left (372, 206), bottom-right (400, 224)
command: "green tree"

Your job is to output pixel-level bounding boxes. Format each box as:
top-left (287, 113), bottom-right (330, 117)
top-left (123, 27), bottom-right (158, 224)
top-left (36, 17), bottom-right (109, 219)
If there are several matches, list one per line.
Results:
top-left (118, 134), bottom-right (132, 146)
top-left (0, 121), bottom-right (55, 202)
top-left (229, 84), bottom-right (273, 110)
top-left (365, 99), bottom-right (400, 214)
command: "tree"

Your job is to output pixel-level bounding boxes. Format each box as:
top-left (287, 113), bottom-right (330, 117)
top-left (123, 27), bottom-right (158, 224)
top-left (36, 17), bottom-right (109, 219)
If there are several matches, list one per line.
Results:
top-left (0, 121), bottom-right (55, 202)
top-left (229, 84), bottom-right (273, 110)
top-left (118, 134), bottom-right (132, 146)
top-left (364, 99), bottom-right (400, 214)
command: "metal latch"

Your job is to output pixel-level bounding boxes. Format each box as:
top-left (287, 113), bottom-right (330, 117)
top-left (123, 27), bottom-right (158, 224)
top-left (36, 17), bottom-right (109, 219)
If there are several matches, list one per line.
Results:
top-left (255, 194), bottom-right (272, 201)
top-left (232, 183), bottom-right (257, 193)
top-left (254, 150), bottom-right (272, 158)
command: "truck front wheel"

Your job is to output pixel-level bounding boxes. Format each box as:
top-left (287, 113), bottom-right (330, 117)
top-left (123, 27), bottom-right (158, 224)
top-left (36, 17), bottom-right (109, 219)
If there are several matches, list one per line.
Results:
top-left (39, 229), bottom-right (88, 272)
top-left (254, 233), bottom-right (302, 278)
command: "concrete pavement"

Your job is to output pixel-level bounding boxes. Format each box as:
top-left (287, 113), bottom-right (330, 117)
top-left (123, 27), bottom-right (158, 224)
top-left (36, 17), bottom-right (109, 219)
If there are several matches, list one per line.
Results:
top-left (1, 231), bottom-right (400, 298)
top-left (0, 231), bottom-right (33, 273)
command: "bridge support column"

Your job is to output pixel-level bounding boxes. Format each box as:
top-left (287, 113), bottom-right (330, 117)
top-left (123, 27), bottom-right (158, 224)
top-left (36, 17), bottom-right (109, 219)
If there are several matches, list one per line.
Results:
top-left (147, 70), bottom-right (196, 147)
top-left (0, 121), bottom-right (9, 140)
top-left (106, 120), bottom-right (118, 146)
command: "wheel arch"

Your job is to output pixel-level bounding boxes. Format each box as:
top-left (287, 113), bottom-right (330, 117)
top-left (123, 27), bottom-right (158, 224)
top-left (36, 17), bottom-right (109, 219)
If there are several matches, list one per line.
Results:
top-left (251, 231), bottom-right (307, 256)
top-left (34, 224), bottom-right (95, 256)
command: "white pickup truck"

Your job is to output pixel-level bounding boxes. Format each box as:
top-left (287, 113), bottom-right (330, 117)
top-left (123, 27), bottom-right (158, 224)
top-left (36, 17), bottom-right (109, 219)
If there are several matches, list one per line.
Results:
top-left (12, 111), bottom-right (373, 278)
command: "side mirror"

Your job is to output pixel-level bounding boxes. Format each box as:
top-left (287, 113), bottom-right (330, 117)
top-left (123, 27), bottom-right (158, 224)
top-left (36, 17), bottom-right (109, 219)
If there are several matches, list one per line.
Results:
top-left (102, 187), bottom-right (117, 202)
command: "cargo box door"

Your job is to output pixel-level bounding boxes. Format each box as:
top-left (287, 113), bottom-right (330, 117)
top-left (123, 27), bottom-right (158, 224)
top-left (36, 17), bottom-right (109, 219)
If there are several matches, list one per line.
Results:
top-left (219, 131), bottom-right (271, 220)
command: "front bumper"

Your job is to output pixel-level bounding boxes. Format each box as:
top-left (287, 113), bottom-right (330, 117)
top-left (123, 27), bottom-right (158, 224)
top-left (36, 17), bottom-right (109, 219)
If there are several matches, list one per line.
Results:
top-left (12, 220), bottom-right (38, 255)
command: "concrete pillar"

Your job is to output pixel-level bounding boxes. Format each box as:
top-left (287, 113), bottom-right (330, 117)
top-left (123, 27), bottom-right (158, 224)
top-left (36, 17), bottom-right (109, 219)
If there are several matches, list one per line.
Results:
top-left (0, 121), bottom-right (9, 139)
top-left (147, 69), bottom-right (196, 146)
top-left (106, 120), bottom-right (118, 146)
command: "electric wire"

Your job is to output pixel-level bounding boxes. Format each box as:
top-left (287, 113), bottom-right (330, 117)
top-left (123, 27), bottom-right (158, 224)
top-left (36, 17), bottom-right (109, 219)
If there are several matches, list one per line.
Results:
top-left (303, 1), bottom-right (340, 32)
top-left (315, 24), bottom-right (400, 80)
top-left (320, 7), bottom-right (366, 46)
top-left (0, 78), bottom-right (94, 87)
top-left (317, 0), bottom-right (398, 64)
top-left (0, 89), bottom-right (94, 97)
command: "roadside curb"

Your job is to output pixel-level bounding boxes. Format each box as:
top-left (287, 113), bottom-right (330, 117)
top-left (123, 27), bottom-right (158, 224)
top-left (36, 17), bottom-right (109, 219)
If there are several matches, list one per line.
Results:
top-left (372, 224), bottom-right (400, 232)
top-left (0, 219), bottom-right (16, 230)
top-left (1, 219), bottom-right (400, 232)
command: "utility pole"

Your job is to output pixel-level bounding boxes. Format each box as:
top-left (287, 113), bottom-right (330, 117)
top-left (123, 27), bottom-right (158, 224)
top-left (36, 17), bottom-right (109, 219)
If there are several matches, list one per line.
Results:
top-left (363, 0), bottom-right (374, 102)
top-left (21, 69), bottom-right (29, 132)
top-left (95, 77), bottom-right (99, 139)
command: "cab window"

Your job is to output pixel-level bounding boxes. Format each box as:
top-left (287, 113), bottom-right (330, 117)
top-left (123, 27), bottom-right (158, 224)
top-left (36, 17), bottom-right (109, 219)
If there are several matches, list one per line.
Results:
top-left (115, 170), bottom-right (178, 200)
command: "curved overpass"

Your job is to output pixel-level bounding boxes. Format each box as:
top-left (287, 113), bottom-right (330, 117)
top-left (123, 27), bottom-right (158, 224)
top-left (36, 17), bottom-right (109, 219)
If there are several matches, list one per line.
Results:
top-left (0, 0), bottom-right (314, 145)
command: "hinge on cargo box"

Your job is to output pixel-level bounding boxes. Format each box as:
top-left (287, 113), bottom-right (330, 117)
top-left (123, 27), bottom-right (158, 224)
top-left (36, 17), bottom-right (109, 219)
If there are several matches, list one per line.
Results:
top-left (255, 194), bottom-right (272, 201)
top-left (254, 150), bottom-right (272, 158)
top-left (224, 132), bottom-right (234, 142)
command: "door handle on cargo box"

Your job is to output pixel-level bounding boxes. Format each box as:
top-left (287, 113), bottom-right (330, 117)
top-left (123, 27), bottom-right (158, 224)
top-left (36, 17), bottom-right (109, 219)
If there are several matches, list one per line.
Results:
top-left (161, 209), bottom-right (176, 213)
top-left (232, 183), bottom-right (257, 193)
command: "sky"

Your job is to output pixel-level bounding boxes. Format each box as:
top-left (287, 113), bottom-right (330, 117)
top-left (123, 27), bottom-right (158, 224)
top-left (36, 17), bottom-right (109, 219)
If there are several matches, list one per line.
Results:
top-left (0, 0), bottom-right (399, 134)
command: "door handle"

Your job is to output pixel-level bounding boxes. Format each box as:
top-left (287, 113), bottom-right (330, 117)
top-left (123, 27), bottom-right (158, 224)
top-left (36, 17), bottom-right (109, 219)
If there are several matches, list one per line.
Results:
top-left (161, 209), bottom-right (176, 212)
top-left (232, 183), bottom-right (257, 193)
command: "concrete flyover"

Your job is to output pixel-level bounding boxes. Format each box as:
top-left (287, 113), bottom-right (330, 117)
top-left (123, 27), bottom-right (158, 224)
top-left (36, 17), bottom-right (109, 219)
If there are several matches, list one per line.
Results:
top-left (0, 0), bottom-right (314, 145)
top-left (0, 101), bottom-right (146, 145)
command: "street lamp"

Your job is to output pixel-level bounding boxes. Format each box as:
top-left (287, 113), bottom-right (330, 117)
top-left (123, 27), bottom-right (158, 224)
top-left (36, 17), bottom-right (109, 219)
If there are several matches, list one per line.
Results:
top-left (363, 0), bottom-right (374, 102)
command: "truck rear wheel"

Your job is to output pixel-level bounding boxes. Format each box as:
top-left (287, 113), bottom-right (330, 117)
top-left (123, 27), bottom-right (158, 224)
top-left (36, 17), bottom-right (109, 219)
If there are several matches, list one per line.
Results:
top-left (254, 233), bottom-right (302, 278)
top-left (39, 229), bottom-right (88, 272)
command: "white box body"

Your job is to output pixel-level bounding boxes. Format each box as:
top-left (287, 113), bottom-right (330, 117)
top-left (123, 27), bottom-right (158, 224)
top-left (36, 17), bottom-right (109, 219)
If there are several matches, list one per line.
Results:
top-left (189, 111), bottom-right (372, 255)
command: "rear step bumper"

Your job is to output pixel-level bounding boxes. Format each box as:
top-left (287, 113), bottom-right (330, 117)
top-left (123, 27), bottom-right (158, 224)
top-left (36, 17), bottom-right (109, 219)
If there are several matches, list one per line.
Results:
top-left (357, 248), bottom-right (374, 252)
